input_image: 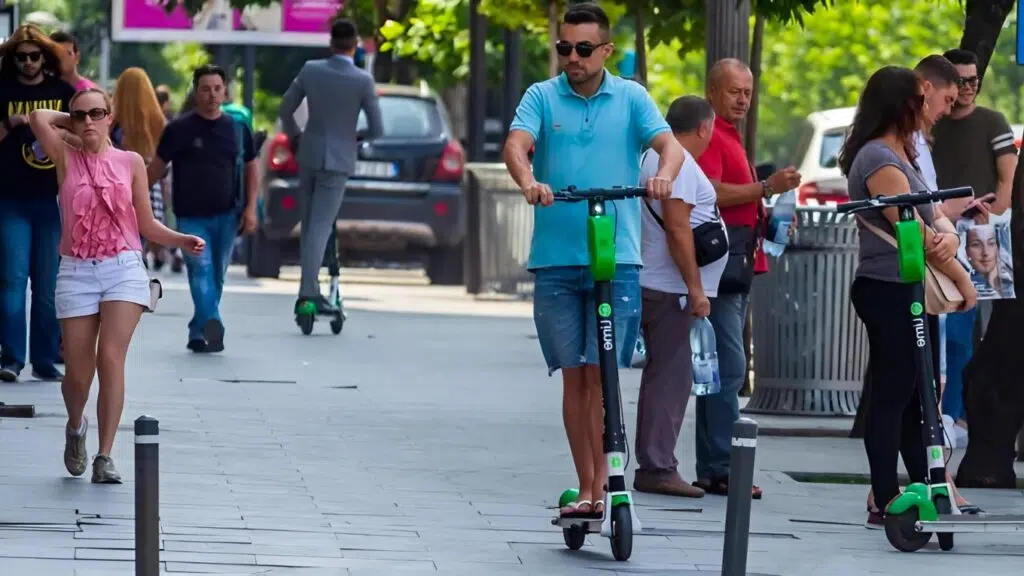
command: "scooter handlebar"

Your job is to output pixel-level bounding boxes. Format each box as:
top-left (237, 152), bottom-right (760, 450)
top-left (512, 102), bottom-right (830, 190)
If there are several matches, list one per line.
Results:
top-left (836, 186), bottom-right (974, 214)
top-left (552, 186), bottom-right (648, 202)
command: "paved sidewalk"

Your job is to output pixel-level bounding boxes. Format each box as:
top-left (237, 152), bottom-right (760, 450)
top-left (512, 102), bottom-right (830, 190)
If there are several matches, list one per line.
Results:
top-left (2, 267), bottom-right (1024, 575)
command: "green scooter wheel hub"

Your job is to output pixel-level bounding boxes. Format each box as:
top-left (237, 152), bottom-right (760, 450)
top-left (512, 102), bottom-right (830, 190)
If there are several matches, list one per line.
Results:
top-left (558, 489), bottom-right (580, 508)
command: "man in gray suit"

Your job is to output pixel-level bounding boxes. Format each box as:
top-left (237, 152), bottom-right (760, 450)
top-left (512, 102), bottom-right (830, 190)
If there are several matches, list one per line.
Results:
top-left (279, 18), bottom-right (383, 313)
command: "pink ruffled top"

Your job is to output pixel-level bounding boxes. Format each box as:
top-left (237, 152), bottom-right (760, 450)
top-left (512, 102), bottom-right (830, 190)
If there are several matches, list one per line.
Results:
top-left (59, 147), bottom-right (142, 260)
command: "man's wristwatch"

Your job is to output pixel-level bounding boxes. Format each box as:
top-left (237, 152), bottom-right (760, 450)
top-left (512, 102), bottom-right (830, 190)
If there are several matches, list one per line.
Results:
top-left (760, 179), bottom-right (774, 199)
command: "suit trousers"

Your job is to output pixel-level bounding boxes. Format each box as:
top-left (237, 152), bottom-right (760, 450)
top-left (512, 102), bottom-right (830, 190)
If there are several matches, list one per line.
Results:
top-left (635, 287), bottom-right (694, 473)
top-left (298, 168), bottom-right (348, 298)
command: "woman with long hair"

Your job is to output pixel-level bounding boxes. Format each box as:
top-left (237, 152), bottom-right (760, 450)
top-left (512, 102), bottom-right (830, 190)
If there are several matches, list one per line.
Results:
top-left (112, 67), bottom-right (172, 269)
top-left (837, 65), bottom-right (977, 528)
top-left (29, 88), bottom-right (204, 483)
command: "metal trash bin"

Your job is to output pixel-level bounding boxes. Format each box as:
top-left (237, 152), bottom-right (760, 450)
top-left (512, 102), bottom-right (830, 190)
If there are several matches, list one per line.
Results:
top-left (742, 207), bottom-right (868, 416)
top-left (464, 164), bottom-right (535, 298)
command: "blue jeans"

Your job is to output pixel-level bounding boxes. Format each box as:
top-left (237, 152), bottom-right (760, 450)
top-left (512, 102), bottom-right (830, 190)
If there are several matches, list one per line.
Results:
top-left (177, 211), bottom-right (237, 341)
top-left (942, 308), bottom-right (976, 422)
top-left (532, 265), bottom-right (641, 375)
top-left (695, 292), bottom-right (748, 480)
top-left (0, 196), bottom-right (61, 371)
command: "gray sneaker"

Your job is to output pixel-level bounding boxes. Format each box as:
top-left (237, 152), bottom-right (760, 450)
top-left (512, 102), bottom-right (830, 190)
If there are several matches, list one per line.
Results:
top-left (91, 455), bottom-right (122, 484)
top-left (64, 418), bottom-right (88, 477)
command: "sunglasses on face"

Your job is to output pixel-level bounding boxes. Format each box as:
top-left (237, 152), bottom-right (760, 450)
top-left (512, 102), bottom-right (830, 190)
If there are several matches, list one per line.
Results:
top-left (14, 51), bottom-right (42, 63)
top-left (959, 76), bottom-right (979, 87)
top-left (554, 40), bottom-right (608, 58)
top-left (69, 108), bottom-right (110, 123)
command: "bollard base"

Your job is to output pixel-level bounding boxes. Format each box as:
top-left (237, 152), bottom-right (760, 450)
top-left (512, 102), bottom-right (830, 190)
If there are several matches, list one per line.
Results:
top-left (0, 403), bottom-right (35, 418)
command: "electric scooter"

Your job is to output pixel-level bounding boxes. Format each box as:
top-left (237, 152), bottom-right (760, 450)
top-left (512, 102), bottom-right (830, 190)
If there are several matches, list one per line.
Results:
top-left (548, 185), bottom-right (646, 562)
top-left (295, 228), bottom-right (346, 335)
top-left (838, 185), bottom-right (1024, 553)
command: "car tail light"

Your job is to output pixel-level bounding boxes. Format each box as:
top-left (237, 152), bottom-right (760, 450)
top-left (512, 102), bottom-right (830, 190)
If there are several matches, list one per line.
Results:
top-left (281, 194), bottom-right (297, 211)
top-left (797, 182), bottom-right (848, 206)
top-left (267, 133), bottom-right (298, 174)
top-left (432, 140), bottom-right (465, 182)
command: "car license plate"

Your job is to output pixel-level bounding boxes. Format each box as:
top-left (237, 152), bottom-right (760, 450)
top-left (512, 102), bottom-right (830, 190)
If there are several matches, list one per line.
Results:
top-left (355, 161), bottom-right (398, 178)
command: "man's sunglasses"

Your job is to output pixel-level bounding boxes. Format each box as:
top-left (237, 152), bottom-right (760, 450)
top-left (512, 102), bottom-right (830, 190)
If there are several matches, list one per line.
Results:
top-left (70, 108), bottom-right (110, 123)
top-left (958, 75), bottom-right (980, 87)
top-left (14, 51), bottom-right (42, 63)
top-left (555, 41), bottom-right (608, 58)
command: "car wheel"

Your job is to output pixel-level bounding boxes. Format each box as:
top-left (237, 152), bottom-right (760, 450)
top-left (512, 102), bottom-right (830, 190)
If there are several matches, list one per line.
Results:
top-left (246, 229), bottom-right (282, 279)
top-left (426, 243), bottom-right (464, 286)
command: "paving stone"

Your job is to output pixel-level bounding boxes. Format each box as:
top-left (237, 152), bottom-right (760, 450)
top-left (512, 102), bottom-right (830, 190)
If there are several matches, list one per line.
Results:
top-left (4, 269), bottom-right (1024, 574)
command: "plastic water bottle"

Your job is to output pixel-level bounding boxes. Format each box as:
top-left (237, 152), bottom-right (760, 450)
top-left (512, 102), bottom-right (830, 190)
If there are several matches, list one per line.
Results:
top-left (690, 317), bottom-right (721, 396)
top-left (763, 189), bottom-right (797, 257)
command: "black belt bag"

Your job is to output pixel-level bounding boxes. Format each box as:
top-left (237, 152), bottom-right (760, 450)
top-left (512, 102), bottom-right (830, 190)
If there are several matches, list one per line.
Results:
top-left (644, 200), bottom-right (729, 267)
top-left (717, 224), bottom-right (756, 294)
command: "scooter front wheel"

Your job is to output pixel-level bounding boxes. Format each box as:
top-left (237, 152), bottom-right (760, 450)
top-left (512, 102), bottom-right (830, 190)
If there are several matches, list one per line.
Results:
top-left (884, 509), bottom-right (931, 552)
top-left (934, 495), bottom-right (954, 551)
top-left (330, 313), bottom-right (344, 335)
top-left (610, 504), bottom-right (633, 561)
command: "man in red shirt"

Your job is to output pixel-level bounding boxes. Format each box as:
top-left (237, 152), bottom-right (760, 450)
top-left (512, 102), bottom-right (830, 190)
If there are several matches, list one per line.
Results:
top-left (693, 58), bottom-right (801, 499)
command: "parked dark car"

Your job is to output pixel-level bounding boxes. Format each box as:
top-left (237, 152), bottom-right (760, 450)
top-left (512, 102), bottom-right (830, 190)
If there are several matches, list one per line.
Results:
top-left (245, 84), bottom-right (467, 285)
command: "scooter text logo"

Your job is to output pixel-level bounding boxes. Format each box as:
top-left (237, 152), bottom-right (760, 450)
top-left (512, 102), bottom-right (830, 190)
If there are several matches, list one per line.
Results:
top-left (599, 319), bottom-right (614, 351)
top-left (910, 301), bottom-right (923, 316)
top-left (912, 317), bottom-right (926, 348)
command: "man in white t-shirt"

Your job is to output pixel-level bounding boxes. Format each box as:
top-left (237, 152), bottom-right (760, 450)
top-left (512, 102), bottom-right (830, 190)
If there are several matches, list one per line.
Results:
top-left (633, 96), bottom-right (727, 497)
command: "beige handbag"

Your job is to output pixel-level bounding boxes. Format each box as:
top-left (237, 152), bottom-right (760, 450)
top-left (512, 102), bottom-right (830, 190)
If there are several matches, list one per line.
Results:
top-left (856, 215), bottom-right (964, 315)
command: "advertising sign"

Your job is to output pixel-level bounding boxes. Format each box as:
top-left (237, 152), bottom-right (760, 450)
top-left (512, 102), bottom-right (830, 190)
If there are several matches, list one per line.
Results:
top-left (111, 0), bottom-right (343, 46)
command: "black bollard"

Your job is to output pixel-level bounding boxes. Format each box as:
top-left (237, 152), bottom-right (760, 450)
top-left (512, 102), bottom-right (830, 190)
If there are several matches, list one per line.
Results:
top-left (135, 416), bottom-right (159, 576)
top-left (721, 417), bottom-right (758, 576)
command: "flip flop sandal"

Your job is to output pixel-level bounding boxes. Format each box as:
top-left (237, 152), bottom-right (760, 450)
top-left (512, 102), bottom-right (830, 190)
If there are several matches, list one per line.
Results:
top-left (560, 500), bottom-right (594, 518)
top-left (693, 476), bottom-right (763, 499)
top-left (958, 503), bottom-right (984, 515)
top-left (591, 500), bottom-right (606, 518)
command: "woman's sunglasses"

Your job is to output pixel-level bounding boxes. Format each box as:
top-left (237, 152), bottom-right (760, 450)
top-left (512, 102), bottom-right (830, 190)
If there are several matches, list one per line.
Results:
top-left (14, 51), bottom-right (42, 63)
top-left (554, 41), bottom-right (608, 58)
top-left (70, 108), bottom-right (110, 123)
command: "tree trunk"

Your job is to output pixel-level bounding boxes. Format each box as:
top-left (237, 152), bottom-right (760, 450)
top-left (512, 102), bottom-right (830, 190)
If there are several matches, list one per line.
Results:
top-left (959, 0), bottom-right (1015, 82)
top-left (548, 0), bottom-right (560, 78)
top-left (372, 0), bottom-right (418, 83)
top-left (744, 12), bottom-right (764, 162)
top-left (955, 148), bottom-right (1024, 488)
top-left (633, 7), bottom-right (647, 85)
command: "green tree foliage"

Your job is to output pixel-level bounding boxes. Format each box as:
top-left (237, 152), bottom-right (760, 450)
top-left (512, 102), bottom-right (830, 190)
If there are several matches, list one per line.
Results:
top-left (645, 0), bottom-right (1022, 165)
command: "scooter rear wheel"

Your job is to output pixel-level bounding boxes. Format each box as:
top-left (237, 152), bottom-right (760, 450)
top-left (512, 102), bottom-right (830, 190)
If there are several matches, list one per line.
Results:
top-left (296, 314), bottom-right (315, 335)
top-left (884, 509), bottom-right (931, 552)
top-left (563, 526), bottom-right (585, 550)
top-left (610, 504), bottom-right (633, 561)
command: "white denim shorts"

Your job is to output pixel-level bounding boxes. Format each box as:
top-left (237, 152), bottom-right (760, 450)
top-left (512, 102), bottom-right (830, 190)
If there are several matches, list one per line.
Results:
top-left (55, 250), bottom-right (151, 319)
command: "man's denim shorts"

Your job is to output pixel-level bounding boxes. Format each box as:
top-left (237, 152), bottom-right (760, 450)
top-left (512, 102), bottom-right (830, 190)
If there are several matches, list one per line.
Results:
top-left (532, 265), bottom-right (641, 375)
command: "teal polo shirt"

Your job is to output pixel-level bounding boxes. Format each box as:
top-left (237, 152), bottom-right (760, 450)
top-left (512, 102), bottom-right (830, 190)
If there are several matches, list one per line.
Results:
top-left (509, 71), bottom-right (669, 270)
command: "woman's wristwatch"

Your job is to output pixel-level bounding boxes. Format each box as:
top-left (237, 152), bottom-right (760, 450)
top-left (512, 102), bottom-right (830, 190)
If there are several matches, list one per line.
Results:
top-left (760, 179), bottom-right (774, 198)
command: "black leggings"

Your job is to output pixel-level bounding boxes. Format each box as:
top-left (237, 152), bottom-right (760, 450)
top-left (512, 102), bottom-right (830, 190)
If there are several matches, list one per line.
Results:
top-left (852, 276), bottom-right (941, 509)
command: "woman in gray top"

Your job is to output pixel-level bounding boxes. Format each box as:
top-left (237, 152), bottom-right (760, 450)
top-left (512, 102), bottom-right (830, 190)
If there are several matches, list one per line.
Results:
top-left (837, 66), bottom-right (977, 528)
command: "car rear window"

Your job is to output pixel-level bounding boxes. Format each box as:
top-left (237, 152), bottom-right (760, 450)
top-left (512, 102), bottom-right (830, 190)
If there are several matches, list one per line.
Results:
top-left (819, 129), bottom-right (847, 168)
top-left (290, 95), bottom-right (443, 138)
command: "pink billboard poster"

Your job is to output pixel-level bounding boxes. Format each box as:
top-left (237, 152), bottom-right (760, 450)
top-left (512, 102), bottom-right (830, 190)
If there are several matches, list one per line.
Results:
top-left (122, 0), bottom-right (340, 33)
top-left (123, 0), bottom-right (193, 29)
top-left (282, 0), bottom-right (342, 33)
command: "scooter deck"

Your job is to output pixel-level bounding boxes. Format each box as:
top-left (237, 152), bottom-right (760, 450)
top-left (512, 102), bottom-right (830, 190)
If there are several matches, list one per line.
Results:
top-left (551, 514), bottom-right (604, 532)
top-left (917, 514), bottom-right (1024, 533)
